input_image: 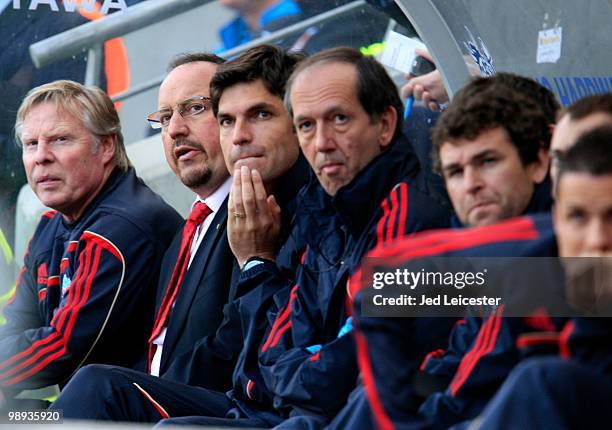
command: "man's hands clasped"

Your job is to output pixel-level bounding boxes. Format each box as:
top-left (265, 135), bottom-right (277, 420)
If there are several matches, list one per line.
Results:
top-left (228, 166), bottom-right (281, 268)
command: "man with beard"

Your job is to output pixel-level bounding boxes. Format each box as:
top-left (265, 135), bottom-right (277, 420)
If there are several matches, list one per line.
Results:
top-left (47, 53), bottom-right (240, 401)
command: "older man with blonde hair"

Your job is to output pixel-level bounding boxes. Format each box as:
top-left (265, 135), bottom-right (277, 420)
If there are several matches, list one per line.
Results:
top-left (0, 80), bottom-right (181, 406)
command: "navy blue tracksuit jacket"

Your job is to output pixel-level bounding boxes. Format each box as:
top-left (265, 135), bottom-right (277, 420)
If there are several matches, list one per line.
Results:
top-left (474, 318), bottom-right (612, 430)
top-left (0, 168), bottom-right (181, 394)
top-left (354, 213), bottom-right (560, 430)
top-left (227, 135), bottom-right (453, 426)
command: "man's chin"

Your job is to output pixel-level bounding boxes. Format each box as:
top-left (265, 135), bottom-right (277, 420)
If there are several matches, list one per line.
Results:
top-left (468, 209), bottom-right (502, 227)
top-left (35, 191), bottom-right (61, 210)
top-left (178, 168), bottom-right (211, 189)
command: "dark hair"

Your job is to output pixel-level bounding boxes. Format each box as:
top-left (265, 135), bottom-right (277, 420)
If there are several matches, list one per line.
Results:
top-left (557, 126), bottom-right (612, 185)
top-left (491, 72), bottom-right (560, 123)
top-left (168, 52), bottom-right (225, 71)
top-left (210, 44), bottom-right (304, 116)
top-left (432, 75), bottom-right (551, 172)
top-left (285, 46), bottom-right (404, 142)
top-left (562, 93), bottom-right (612, 121)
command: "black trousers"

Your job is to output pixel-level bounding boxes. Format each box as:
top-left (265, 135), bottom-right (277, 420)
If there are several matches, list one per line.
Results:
top-left (50, 364), bottom-right (269, 427)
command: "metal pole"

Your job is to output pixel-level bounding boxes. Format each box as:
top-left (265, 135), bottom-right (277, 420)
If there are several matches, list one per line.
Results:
top-left (30, 0), bottom-right (212, 69)
top-left (84, 44), bottom-right (103, 87)
top-left (112, 0), bottom-right (367, 102)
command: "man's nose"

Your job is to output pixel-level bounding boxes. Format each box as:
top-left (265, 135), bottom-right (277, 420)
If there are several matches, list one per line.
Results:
top-left (314, 123), bottom-right (336, 153)
top-left (464, 166), bottom-right (484, 194)
top-left (32, 141), bottom-right (54, 164)
top-left (167, 111), bottom-right (189, 140)
top-left (584, 219), bottom-right (612, 255)
top-left (232, 117), bottom-right (252, 146)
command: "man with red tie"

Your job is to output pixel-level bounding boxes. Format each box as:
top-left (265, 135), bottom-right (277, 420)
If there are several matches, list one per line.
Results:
top-left (47, 52), bottom-right (240, 401)
top-left (145, 53), bottom-right (235, 383)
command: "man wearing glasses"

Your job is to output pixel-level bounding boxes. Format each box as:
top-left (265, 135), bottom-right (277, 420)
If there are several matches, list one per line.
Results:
top-left (47, 53), bottom-right (240, 395)
top-left (142, 54), bottom-right (240, 388)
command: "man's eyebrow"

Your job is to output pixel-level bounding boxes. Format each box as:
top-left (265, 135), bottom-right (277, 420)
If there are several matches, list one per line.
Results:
top-left (218, 102), bottom-right (278, 119)
top-left (294, 105), bottom-right (344, 123)
top-left (470, 148), bottom-right (499, 161)
top-left (441, 148), bottom-right (500, 172)
top-left (246, 102), bottom-right (277, 114)
top-left (216, 110), bottom-right (232, 119)
top-left (441, 161), bottom-right (462, 173)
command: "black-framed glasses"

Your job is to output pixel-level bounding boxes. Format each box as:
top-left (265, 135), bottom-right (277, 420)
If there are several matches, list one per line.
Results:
top-left (147, 96), bottom-right (212, 129)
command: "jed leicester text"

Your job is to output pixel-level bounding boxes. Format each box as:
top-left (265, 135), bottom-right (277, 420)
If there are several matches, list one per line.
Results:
top-left (373, 294), bottom-right (502, 307)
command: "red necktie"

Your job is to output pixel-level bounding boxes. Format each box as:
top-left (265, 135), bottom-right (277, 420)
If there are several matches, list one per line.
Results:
top-left (147, 201), bottom-right (212, 371)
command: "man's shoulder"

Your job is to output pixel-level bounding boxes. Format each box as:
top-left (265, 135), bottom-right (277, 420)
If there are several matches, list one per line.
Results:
top-left (91, 169), bottom-right (182, 239)
top-left (101, 169), bottom-right (180, 218)
top-left (368, 215), bottom-right (556, 260)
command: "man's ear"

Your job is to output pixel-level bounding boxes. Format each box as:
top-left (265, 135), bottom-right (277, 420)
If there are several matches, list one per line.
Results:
top-left (530, 145), bottom-right (550, 184)
top-left (99, 135), bottom-right (117, 165)
top-left (378, 105), bottom-right (398, 149)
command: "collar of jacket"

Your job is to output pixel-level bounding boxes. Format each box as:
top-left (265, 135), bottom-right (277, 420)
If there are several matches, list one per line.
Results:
top-left (61, 166), bottom-right (129, 229)
top-left (297, 133), bottom-right (421, 243)
top-left (274, 153), bottom-right (311, 246)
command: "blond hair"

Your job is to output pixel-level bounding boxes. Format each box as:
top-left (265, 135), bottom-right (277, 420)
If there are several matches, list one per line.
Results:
top-left (15, 80), bottom-right (131, 171)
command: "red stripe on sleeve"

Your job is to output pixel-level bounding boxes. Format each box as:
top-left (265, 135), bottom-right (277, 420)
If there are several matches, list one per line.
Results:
top-left (559, 320), bottom-right (576, 359)
top-left (2, 245), bottom-right (103, 385)
top-left (261, 285), bottom-right (299, 353)
top-left (349, 219), bottom-right (539, 298)
top-left (0, 243), bottom-right (93, 373)
top-left (308, 350), bottom-right (321, 362)
top-left (371, 217), bottom-right (537, 260)
top-left (269, 320), bottom-right (292, 349)
top-left (396, 183), bottom-right (408, 239)
top-left (419, 348), bottom-right (446, 371)
top-left (376, 199), bottom-right (391, 246)
top-left (385, 187), bottom-right (400, 243)
top-left (450, 307), bottom-right (504, 396)
top-left (355, 331), bottom-right (395, 430)
top-left (0, 232), bottom-right (124, 386)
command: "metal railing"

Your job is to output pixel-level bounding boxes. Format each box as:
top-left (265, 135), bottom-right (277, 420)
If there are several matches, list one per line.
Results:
top-left (112, 0), bottom-right (367, 102)
top-left (29, 0), bottom-right (214, 85)
top-left (28, 0), bottom-right (368, 100)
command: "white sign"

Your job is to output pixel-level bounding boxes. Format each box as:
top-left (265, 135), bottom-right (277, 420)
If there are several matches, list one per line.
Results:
top-left (380, 30), bottom-right (426, 74)
top-left (537, 27), bottom-right (562, 64)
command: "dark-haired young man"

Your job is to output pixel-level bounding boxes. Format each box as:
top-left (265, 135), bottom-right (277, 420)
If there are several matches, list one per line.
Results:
top-left (475, 127), bottom-right (612, 429)
top-left (351, 74), bottom-right (559, 429)
top-left (50, 45), bottom-right (311, 425)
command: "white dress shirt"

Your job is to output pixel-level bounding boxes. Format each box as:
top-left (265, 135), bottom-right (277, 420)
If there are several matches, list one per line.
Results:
top-left (150, 177), bottom-right (231, 376)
